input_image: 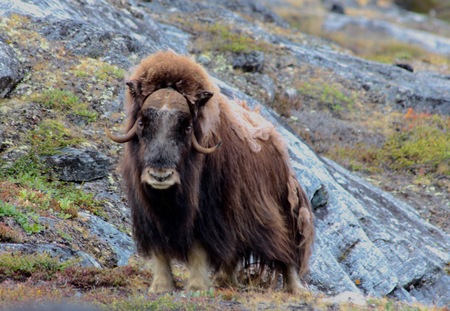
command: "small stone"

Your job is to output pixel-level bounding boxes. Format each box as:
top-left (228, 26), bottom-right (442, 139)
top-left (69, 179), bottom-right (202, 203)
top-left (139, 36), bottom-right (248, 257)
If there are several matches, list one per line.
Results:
top-left (324, 291), bottom-right (367, 306)
top-left (395, 63), bottom-right (414, 73)
top-left (197, 54), bottom-right (211, 65)
top-left (330, 3), bottom-right (345, 15)
top-left (232, 51), bottom-right (264, 73)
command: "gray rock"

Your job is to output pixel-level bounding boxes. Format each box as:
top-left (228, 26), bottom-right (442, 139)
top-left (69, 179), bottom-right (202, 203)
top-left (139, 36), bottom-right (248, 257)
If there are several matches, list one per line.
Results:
top-left (0, 40), bottom-right (24, 97)
top-left (330, 3), bottom-right (345, 14)
top-left (248, 73), bottom-right (276, 103)
top-left (38, 19), bottom-right (141, 67)
top-left (44, 148), bottom-right (111, 182)
top-left (0, 0), bottom-right (187, 64)
top-left (233, 51), bottom-right (265, 73)
top-left (322, 157), bottom-right (450, 306)
top-left (79, 212), bottom-right (135, 266)
top-left (0, 243), bottom-right (101, 268)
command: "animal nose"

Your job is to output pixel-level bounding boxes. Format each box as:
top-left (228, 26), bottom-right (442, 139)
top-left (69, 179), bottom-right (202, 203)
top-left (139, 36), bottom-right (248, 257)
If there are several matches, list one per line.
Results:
top-left (149, 170), bottom-right (174, 182)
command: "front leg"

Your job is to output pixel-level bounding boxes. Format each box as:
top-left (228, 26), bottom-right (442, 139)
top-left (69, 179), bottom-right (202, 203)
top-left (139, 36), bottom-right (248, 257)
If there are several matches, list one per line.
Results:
top-left (149, 252), bottom-right (175, 294)
top-left (187, 242), bottom-right (212, 292)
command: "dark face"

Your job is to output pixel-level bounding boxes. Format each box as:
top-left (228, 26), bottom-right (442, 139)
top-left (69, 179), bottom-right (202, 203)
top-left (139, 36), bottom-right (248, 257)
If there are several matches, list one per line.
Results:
top-left (136, 88), bottom-right (194, 190)
top-left (137, 102), bottom-right (193, 190)
top-left (106, 87), bottom-right (218, 189)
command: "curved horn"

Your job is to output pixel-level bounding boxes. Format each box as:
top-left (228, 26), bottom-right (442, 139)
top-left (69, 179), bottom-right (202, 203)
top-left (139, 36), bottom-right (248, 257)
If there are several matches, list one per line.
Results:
top-left (105, 121), bottom-right (138, 143)
top-left (191, 133), bottom-right (222, 154)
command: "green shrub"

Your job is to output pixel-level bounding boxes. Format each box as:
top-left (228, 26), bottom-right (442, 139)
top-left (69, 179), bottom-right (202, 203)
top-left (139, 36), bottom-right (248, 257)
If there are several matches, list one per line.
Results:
top-left (325, 110), bottom-right (449, 177)
top-left (0, 223), bottom-right (23, 243)
top-left (0, 154), bottom-right (102, 219)
top-left (382, 121), bottom-right (449, 175)
top-left (0, 252), bottom-right (74, 280)
top-left (0, 201), bottom-right (43, 234)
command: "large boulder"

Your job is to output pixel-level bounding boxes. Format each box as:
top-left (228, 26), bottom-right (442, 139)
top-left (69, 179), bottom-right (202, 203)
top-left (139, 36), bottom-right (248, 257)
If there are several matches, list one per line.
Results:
top-left (0, 40), bottom-right (24, 97)
top-left (44, 148), bottom-right (111, 182)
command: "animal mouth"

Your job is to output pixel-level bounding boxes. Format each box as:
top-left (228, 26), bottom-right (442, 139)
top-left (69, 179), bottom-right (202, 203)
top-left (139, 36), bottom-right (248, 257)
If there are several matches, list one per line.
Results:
top-left (141, 167), bottom-right (180, 189)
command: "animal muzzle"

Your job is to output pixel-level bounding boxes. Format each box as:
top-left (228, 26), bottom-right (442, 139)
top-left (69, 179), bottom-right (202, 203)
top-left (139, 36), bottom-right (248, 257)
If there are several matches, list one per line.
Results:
top-left (141, 167), bottom-right (180, 189)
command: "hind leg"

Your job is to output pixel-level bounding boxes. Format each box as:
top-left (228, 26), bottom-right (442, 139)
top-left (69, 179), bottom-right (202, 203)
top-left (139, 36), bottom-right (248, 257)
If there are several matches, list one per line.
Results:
top-left (283, 265), bottom-right (304, 294)
top-left (214, 261), bottom-right (239, 288)
top-left (149, 252), bottom-right (175, 294)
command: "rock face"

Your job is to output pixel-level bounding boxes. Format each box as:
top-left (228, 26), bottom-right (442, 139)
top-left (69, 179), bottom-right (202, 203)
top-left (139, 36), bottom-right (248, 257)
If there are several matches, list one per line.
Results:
top-left (285, 44), bottom-right (450, 115)
top-left (0, 40), bottom-right (24, 98)
top-left (39, 19), bottom-right (141, 67)
top-left (323, 13), bottom-right (450, 56)
top-left (44, 148), bottom-right (111, 182)
top-left (219, 80), bottom-right (449, 306)
top-left (0, 0), bottom-right (449, 307)
top-left (79, 212), bottom-right (135, 267)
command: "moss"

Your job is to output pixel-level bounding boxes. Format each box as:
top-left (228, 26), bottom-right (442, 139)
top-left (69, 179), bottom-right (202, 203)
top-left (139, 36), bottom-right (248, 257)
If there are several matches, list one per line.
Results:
top-left (186, 22), bottom-right (269, 54)
top-left (208, 24), bottom-right (264, 53)
top-left (33, 89), bottom-right (80, 110)
top-left (28, 119), bottom-right (83, 156)
top-left (298, 82), bottom-right (355, 114)
top-left (94, 63), bottom-right (125, 81)
top-left (0, 14), bottom-right (49, 52)
top-left (72, 58), bottom-right (125, 82)
top-left (33, 90), bottom-right (98, 123)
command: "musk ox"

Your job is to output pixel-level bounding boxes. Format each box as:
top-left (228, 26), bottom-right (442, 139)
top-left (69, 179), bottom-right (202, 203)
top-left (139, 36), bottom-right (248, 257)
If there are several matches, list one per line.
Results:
top-left (106, 51), bottom-right (314, 293)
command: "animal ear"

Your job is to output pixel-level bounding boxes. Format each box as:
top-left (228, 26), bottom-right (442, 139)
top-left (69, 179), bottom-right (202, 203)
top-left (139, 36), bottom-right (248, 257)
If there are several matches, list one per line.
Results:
top-left (126, 79), bottom-right (142, 98)
top-left (195, 91), bottom-right (213, 108)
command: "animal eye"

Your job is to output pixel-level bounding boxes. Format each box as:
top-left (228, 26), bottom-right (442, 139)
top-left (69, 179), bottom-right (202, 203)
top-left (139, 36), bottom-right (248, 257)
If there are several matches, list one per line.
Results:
top-left (138, 120), bottom-right (143, 127)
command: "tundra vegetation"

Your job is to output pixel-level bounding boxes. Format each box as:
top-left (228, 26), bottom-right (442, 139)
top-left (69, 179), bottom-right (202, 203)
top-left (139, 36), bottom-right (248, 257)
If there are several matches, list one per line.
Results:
top-left (0, 0), bottom-right (449, 310)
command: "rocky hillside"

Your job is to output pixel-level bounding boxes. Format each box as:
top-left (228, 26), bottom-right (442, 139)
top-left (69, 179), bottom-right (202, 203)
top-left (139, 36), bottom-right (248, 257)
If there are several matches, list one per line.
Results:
top-left (0, 0), bottom-right (449, 310)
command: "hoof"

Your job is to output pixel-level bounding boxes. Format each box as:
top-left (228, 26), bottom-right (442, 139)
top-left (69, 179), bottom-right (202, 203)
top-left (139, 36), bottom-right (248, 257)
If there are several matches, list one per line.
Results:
top-left (214, 274), bottom-right (239, 288)
top-left (186, 280), bottom-right (211, 292)
top-left (286, 281), bottom-right (306, 295)
top-left (148, 282), bottom-right (175, 294)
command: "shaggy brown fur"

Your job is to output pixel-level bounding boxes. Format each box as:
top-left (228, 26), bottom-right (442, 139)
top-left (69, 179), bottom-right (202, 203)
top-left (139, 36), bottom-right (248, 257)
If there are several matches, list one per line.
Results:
top-left (113, 51), bottom-right (314, 292)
